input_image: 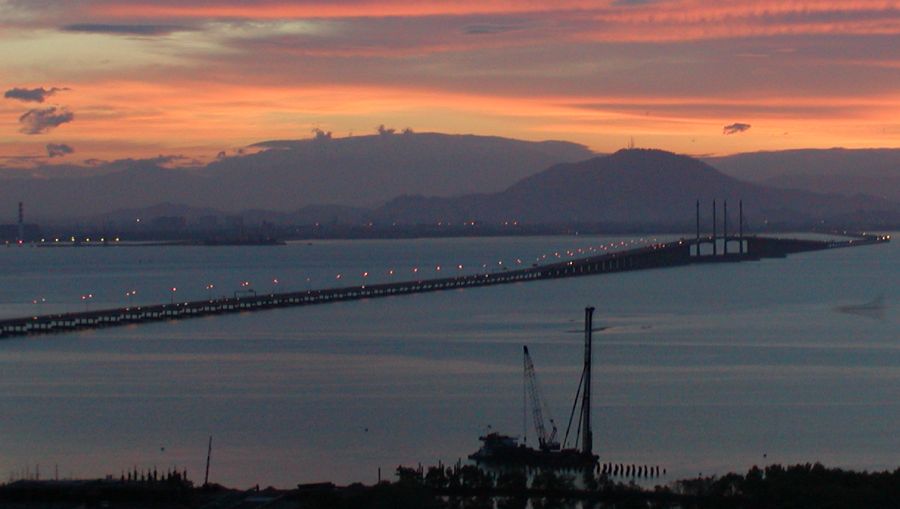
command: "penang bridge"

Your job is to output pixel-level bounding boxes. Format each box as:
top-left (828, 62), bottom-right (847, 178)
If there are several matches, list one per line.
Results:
top-left (0, 224), bottom-right (888, 339)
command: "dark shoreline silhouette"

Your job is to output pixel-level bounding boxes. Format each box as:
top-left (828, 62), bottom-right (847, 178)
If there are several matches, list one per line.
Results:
top-left (3, 463), bottom-right (899, 508)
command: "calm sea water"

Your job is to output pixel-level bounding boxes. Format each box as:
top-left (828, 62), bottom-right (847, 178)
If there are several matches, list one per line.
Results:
top-left (0, 234), bottom-right (896, 488)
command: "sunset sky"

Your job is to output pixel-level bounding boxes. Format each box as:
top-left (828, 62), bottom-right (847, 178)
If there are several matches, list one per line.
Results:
top-left (1, 0), bottom-right (899, 166)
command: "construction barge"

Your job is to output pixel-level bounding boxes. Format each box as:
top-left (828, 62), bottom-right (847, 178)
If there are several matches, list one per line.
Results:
top-left (470, 307), bottom-right (600, 470)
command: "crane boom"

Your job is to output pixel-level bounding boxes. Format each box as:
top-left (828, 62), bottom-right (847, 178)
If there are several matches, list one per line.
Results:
top-left (523, 346), bottom-right (559, 451)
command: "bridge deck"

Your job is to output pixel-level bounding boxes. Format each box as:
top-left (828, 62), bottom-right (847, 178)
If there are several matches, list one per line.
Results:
top-left (0, 234), bottom-right (888, 339)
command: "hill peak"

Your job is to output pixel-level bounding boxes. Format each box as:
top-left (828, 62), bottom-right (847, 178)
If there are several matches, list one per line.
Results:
top-left (514, 148), bottom-right (721, 189)
top-left (606, 148), bottom-right (709, 166)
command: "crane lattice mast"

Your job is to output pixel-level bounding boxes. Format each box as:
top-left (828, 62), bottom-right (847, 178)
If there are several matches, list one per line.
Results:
top-left (523, 345), bottom-right (560, 451)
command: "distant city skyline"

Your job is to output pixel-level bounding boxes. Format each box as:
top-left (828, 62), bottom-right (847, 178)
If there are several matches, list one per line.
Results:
top-left (1, 0), bottom-right (899, 167)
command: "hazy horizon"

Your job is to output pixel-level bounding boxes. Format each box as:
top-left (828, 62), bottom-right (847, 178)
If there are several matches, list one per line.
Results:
top-left (1, 142), bottom-right (898, 227)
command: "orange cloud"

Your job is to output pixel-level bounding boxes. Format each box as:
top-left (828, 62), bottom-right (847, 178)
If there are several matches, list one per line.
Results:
top-left (2, 1), bottom-right (899, 164)
top-left (88, 1), bottom-right (899, 19)
top-left (2, 77), bottom-right (896, 163)
top-left (87, 0), bottom-right (900, 43)
top-left (92, 0), bottom-right (601, 19)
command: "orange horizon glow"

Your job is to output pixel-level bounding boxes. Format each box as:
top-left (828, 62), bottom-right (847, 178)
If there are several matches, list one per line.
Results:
top-left (1, 0), bottom-right (899, 167)
top-left (2, 80), bottom-right (899, 165)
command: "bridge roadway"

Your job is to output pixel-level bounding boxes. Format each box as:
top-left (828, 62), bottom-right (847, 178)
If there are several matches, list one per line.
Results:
top-left (0, 233), bottom-right (889, 339)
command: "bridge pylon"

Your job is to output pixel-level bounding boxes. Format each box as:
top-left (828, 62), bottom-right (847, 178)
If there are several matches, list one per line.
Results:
top-left (693, 199), bottom-right (745, 258)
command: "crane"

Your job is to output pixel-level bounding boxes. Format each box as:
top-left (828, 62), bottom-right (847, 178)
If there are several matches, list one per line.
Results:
top-left (523, 345), bottom-right (560, 452)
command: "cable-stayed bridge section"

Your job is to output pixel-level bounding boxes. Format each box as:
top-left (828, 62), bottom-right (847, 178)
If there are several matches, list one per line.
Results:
top-left (0, 230), bottom-right (888, 339)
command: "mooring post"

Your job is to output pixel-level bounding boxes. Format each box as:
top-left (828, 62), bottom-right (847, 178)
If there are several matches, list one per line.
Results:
top-left (712, 200), bottom-right (717, 256)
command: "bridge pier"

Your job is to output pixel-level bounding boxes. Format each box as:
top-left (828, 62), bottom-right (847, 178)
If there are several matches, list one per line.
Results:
top-left (693, 198), bottom-right (749, 260)
top-left (0, 232), bottom-right (887, 340)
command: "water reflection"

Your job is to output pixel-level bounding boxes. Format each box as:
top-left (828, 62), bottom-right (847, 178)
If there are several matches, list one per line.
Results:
top-left (0, 235), bottom-right (896, 487)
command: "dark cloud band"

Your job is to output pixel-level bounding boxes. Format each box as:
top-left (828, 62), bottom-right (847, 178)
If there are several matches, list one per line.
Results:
top-left (46, 143), bottom-right (75, 157)
top-left (61, 23), bottom-right (187, 36)
top-left (19, 107), bottom-right (75, 135)
top-left (4, 87), bottom-right (67, 103)
top-left (723, 122), bottom-right (751, 135)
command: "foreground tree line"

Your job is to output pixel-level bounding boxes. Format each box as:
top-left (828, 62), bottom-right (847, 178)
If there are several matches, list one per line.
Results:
top-left (296, 462), bottom-right (900, 509)
top-left (2, 462), bottom-right (898, 508)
